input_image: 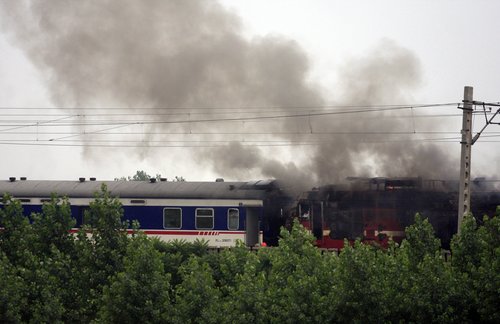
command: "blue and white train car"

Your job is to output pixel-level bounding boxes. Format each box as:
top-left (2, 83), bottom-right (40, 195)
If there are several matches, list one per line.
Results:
top-left (0, 178), bottom-right (283, 247)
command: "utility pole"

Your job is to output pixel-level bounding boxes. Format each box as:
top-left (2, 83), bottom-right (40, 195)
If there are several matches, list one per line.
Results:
top-left (457, 86), bottom-right (473, 234)
top-left (457, 88), bottom-right (500, 234)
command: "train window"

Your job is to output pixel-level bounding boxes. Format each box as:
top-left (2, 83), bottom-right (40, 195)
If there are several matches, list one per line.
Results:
top-left (196, 208), bottom-right (214, 229)
top-left (227, 208), bottom-right (239, 230)
top-left (81, 207), bottom-right (90, 225)
top-left (163, 208), bottom-right (182, 229)
top-left (298, 203), bottom-right (310, 220)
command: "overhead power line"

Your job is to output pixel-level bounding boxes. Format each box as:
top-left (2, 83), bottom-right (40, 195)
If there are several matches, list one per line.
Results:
top-left (5, 130), bottom-right (498, 136)
top-left (1, 101), bottom-right (497, 148)
top-left (2, 133), bottom-right (498, 148)
top-left (0, 103), bottom-right (463, 138)
top-left (0, 113), bottom-right (471, 119)
top-left (0, 102), bottom-right (459, 111)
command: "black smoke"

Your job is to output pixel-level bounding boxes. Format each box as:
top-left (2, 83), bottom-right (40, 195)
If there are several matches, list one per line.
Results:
top-left (0, 1), bottom-right (457, 191)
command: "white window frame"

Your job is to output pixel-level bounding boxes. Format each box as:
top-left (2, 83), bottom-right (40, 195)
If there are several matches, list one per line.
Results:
top-left (227, 208), bottom-right (239, 230)
top-left (195, 208), bottom-right (214, 230)
top-left (163, 207), bottom-right (182, 229)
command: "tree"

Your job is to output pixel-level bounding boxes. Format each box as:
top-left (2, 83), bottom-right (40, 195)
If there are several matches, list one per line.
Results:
top-left (68, 184), bottom-right (130, 321)
top-left (0, 195), bottom-right (68, 322)
top-left (219, 221), bottom-right (336, 323)
top-left (261, 220), bottom-right (332, 322)
top-left (451, 212), bottom-right (500, 322)
top-left (114, 170), bottom-right (156, 181)
top-left (392, 214), bottom-right (468, 322)
top-left (172, 257), bottom-right (221, 323)
top-left (400, 213), bottom-right (441, 269)
top-left (114, 170), bottom-right (186, 182)
top-left (0, 252), bottom-right (25, 323)
top-left (0, 194), bottom-right (34, 264)
top-left (152, 238), bottom-right (208, 288)
top-left (218, 251), bottom-right (266, 323)
top-left (99, 234), bottom-right (172, 323)
top-left (31, 195), bottom-right (75, 256)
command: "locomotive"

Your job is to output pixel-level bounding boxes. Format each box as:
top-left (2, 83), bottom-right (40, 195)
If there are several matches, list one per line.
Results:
top-left (292, 177), bottom-right (500, 249)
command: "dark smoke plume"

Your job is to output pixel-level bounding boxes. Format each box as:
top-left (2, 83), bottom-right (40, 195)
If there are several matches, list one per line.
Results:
top-left (0, 1), bottom-right (457, 191)
top-left (311, 39), bottom-right (457, 184)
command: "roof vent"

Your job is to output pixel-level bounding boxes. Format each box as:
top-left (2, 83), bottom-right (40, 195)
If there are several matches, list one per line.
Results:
top-left (79, 177), bottom-right (85, 182)
top-left (216, 178), bottom-right (224, 182)
top-left (149, 178), bottom-right (157, 183)
top-left (9, 177), bottom-right (16, 182)
top-left (160, 178), bottom-right (167, 182)
top-left (20, 177), bottom-right (27, 181)
top-left (90, 177), bottom-right (96, 181)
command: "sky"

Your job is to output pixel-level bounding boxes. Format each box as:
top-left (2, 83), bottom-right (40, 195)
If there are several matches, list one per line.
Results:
top-left (0, 0), bottom-right (499, 184)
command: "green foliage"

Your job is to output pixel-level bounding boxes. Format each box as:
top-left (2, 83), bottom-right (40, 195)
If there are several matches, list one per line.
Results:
top-left (151, 238), bottom-right (208, 287)
top-left (84, 184), bottom-right (129, 268)
top-left (114, 170), bottom-right (155, 181)
top-left (0, 194), bottom-right (35, 264)
top-left (70, 184), bottom-right (130, 321)
top-left (400, 213), bottom-right (441, 268)
top-left (397, 251), bottom-right (467, 322)
top-left (329, 242), bottom-right (390, 322)
top-left (98, 234), bottom-right (172, 323)
top-left (0, 252), bottom-right (25, 323)
top-left (204, 242), bottom-right (251, 296)
top-left (0, 195), bottom-right (69, 322)
top-left (260, 220), bottom-right (331, 322)
top-left (31, 195), bottom-right (75, 256)
top-left (1, 191), bottom-right (499, 322)
top-left (215, 221), bottom-right (337, 323)
top-left (0, 196), bottom-right (67, 322)
top-left (219, 251), bottom-right (266, 323)
top-left (451, 213), bottom-right (500, 322)
top-left (385, 214), bottom-right (471, 322)
top-left (114, 170), bottom-right (186, 182)
top-left (172, 257), bottom-right (221, 324)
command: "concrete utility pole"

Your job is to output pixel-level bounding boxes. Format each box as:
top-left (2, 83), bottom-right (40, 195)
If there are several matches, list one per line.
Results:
top-left (457, 86), bottom-right (473, 234)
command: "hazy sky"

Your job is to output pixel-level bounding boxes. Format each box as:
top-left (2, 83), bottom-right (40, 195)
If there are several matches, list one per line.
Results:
top-left (0, 0), bottom-right (499, 182)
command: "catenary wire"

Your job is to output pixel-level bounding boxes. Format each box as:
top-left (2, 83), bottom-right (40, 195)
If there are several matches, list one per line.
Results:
top-left (0, 102), bottom-right (459, 110)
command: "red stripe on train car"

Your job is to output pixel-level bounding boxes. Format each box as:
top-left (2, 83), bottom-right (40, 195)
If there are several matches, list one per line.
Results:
top-left (139, 230), bottom-right (243, 235)
top-left (69, 229), bottom-right (244, 235)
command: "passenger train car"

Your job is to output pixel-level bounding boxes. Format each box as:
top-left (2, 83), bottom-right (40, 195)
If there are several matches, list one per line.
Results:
top-left (0, 178), bottom-right (288, 247)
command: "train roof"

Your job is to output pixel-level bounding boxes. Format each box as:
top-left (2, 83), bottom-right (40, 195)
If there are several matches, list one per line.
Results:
top-left (0, 179), bottom-right (278, 200)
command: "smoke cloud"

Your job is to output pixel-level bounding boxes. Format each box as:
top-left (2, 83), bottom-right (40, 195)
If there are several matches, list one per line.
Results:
top-left (0, 1), bottom-right (457, 191)
top-left (311, 39), bottom-right (457, 183)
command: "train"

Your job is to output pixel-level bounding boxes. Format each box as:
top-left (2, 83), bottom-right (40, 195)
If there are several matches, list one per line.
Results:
top-left (292, 177), bottom-right (500, 249)
top-left (1, 176), bottom-right (499, 249)
top-left (0, 177), bottom-right (289, 247)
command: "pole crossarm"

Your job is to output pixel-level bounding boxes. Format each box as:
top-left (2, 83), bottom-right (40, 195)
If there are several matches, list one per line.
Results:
top-left (469, 102), bottom-right (500, 145)
top-left (470, 100), bottom-right (500, 107)
top-left (457, 99), bottom-right (500, 145)
top-left (472, 108), bottom-right (500, 144)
